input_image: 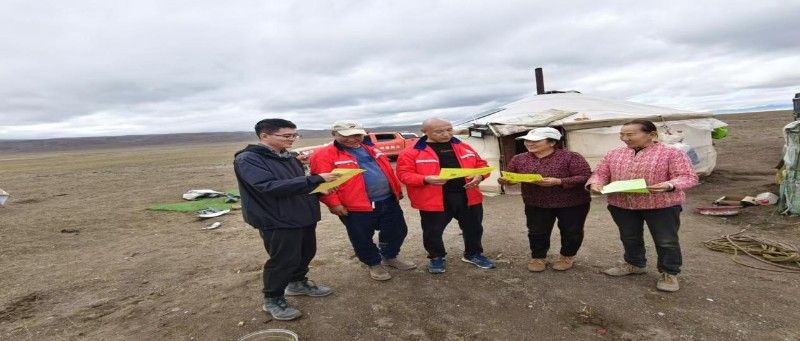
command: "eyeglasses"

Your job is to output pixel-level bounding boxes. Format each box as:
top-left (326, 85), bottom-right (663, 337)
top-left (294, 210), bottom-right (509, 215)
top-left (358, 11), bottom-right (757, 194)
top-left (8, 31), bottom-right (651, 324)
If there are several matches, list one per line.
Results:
top-left (271, 133), bottom-right (301, 139)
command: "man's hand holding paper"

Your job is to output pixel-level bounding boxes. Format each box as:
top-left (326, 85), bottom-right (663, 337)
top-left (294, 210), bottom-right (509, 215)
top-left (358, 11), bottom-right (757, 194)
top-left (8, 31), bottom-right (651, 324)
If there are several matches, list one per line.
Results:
top-left (311, 168), bottom-right (365, 193)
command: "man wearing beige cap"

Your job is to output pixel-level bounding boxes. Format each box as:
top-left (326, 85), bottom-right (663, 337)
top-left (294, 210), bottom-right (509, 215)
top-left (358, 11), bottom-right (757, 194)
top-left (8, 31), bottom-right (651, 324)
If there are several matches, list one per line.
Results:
top-left (310, 120), bottom-right (416, 281)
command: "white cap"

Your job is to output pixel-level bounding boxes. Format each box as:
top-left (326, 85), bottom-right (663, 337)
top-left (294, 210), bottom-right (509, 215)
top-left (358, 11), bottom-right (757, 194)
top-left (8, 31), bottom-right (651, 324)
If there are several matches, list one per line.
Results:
top-left (331, 120), bottom-right (367, 136)
top-left (516, 127), bottom-right (562, 141)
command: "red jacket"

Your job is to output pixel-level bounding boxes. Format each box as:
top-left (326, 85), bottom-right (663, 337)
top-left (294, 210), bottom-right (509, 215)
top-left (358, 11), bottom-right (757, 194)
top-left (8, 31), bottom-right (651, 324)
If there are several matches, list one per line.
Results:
top-left (396, 137), bottom-right (488, 211)
top-left (309, 141), bottom-right (403, 212)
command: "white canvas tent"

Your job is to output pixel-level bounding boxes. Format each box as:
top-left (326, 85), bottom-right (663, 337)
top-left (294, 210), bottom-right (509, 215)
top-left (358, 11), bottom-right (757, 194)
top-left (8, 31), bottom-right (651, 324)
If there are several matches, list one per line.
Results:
top-left (455, 92), bottom-right (727, 193)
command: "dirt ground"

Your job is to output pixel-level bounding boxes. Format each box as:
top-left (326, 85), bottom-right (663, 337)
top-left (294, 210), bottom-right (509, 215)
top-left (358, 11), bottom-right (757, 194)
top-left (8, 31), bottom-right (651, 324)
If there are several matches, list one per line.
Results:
top-left (2, 111), bottom-right (799, 340)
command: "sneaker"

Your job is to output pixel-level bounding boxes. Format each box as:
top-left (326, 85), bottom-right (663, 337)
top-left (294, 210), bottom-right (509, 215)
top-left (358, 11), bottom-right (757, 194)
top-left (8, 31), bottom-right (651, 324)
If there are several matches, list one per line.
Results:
top-left (381, 257), bottom-right (417, 270)
top-left (461, 254), bottom-right (496, 269)
top-left (262, 297), bottom-right (302, 321)
top-left (369, 264), bottom-right (392, 281)
top-left (656, 272), bottom-right (680, 292)
top-left (284, 280), bottom-right (332, 297)
top-left (527, 258), bottom-right (547, 272)
top-left (551, 256), bottom-right (575, 271)
top-left (602, 263), bottom-right (646, 276)
top-left (427, 257), bottom-right (446, 274)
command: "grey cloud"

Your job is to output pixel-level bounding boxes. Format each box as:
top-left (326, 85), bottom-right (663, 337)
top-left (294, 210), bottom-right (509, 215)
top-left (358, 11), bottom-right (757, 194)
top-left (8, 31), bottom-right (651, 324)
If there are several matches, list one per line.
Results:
top-left (657, 3), bottom-right (800, 52)
top-left (1, 1), bottom-right (799, 139)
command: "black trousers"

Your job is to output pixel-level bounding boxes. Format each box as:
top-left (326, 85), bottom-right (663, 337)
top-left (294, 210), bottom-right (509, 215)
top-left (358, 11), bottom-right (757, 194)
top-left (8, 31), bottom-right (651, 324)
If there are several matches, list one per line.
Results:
top-left (607, 205), bottom-right (683, 275)
top-left (259, 225), bottom-right (317, 298)
top-left (525, 203), bottom-right (590, 259)
top-left (419, 191), bottom-right (484, 259)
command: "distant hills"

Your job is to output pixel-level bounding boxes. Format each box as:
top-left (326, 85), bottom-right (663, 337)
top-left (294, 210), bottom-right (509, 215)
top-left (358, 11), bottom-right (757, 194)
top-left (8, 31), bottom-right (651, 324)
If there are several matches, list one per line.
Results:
top-left (2, 111), bottom-right (796, 153)
top-left (0, 125), bottom-right (422, 153)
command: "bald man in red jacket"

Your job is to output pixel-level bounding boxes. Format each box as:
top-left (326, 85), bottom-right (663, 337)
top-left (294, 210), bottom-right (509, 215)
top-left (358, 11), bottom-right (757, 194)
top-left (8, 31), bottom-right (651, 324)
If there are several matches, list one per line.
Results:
top-left (396, 118), bottom-right (496, 274)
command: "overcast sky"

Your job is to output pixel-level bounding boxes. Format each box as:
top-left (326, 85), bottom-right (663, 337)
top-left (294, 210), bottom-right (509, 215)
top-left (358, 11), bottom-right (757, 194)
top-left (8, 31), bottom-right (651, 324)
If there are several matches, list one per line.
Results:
top-left (1, 1), bottom-right (798, 139)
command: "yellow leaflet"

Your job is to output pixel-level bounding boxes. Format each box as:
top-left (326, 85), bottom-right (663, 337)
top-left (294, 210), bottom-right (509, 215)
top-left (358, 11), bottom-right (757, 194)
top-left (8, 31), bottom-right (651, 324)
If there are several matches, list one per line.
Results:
top-left (600, 178), bottom-right (650, 194)
top-left (311, 168), bottom-right (366, 193)
top-left (500, 171), bottom-right (544, 183)
top-left (438, 166), bottom-right (496, 180)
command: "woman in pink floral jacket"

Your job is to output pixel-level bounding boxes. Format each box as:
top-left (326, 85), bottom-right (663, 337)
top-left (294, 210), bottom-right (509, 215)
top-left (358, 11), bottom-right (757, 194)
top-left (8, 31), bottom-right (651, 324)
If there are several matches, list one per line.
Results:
top-left (587, 119), bottom-right (698, 292)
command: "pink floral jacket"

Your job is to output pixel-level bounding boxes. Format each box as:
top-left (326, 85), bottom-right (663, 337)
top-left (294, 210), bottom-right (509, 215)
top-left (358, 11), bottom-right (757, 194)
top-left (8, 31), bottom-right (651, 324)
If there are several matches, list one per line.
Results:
top-left (587, 143), bottom-right (699, 209)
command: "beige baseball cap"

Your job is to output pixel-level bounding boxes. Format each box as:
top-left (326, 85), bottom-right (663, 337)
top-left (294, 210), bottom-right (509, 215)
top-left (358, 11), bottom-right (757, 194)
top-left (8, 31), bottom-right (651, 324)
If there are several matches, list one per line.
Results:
top-left (332, 120), bottom-right (367, 136)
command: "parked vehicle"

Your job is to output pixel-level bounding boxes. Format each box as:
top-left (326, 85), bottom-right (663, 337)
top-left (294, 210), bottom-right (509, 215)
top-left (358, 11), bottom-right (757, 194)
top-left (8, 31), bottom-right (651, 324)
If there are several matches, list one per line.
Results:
top-left (294, 132), bottom-right (419, 160)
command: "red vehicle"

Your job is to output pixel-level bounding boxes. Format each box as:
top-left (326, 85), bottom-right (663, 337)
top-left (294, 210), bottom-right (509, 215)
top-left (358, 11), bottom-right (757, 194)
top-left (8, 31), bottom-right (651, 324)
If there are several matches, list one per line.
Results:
top-left (294, 132), bottom-right (419, 160)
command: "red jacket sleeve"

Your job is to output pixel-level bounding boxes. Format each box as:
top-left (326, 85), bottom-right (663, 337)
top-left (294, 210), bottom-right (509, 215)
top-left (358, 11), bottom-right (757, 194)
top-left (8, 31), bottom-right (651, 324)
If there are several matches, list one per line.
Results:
top-left (396, 149), bottom-right (427, 187)
top-left (309, 148), bottom-right (342, 208)
top-left (467, 144), bottom-right (491, 177)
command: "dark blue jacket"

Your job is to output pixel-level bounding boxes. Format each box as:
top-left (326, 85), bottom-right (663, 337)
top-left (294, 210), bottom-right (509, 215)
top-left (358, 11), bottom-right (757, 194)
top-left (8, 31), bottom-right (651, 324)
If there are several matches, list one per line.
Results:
top-left (233, 144), bottom-right (325, 230)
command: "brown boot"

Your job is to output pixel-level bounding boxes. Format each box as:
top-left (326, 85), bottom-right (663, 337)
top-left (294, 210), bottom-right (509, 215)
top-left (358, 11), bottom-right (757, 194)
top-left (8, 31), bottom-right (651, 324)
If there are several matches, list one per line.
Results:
top-left (381, 257), bottom-right (417, 270)
top-left (656, 272), bottom-right (680, 292)
top-left (368, 264), bottom-right (392, 281)
top-left (551, 256), bottom-right (575, 271)
top-left (527, 258), bottom-right (546, 272)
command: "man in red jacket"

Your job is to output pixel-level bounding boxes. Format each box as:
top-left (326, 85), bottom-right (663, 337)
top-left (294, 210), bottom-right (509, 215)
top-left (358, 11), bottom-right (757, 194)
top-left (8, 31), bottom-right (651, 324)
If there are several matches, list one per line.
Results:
top-left (396, 118), bottom-right (496, 274)
top-left (310, 120), bottom-right (416, 281)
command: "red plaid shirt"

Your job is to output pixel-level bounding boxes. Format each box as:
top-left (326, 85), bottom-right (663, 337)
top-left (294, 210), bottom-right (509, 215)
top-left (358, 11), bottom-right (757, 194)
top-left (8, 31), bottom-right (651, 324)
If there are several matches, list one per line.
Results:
top-left (507, 149), bottom-right (592, 208)
top-left (587, 143), bottom-right (699, 209)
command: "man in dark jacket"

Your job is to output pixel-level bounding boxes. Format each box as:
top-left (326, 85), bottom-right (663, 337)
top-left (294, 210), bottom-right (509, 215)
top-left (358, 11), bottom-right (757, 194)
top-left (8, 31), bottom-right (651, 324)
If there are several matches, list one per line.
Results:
top-left (234, 118), bottom-right (340, 321)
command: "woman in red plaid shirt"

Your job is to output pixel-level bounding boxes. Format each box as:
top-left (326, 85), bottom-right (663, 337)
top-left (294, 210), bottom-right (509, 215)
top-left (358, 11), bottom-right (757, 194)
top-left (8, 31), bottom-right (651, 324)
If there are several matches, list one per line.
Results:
top-left (587, 119), bottom-right (698, 292)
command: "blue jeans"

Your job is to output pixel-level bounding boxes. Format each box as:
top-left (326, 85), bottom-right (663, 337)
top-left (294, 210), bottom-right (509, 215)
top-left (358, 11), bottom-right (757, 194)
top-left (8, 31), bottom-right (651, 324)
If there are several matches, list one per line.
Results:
top-left (339, 197), bottom-right (408, 266)
top-left (607, 205), bottom-right (683, 275)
